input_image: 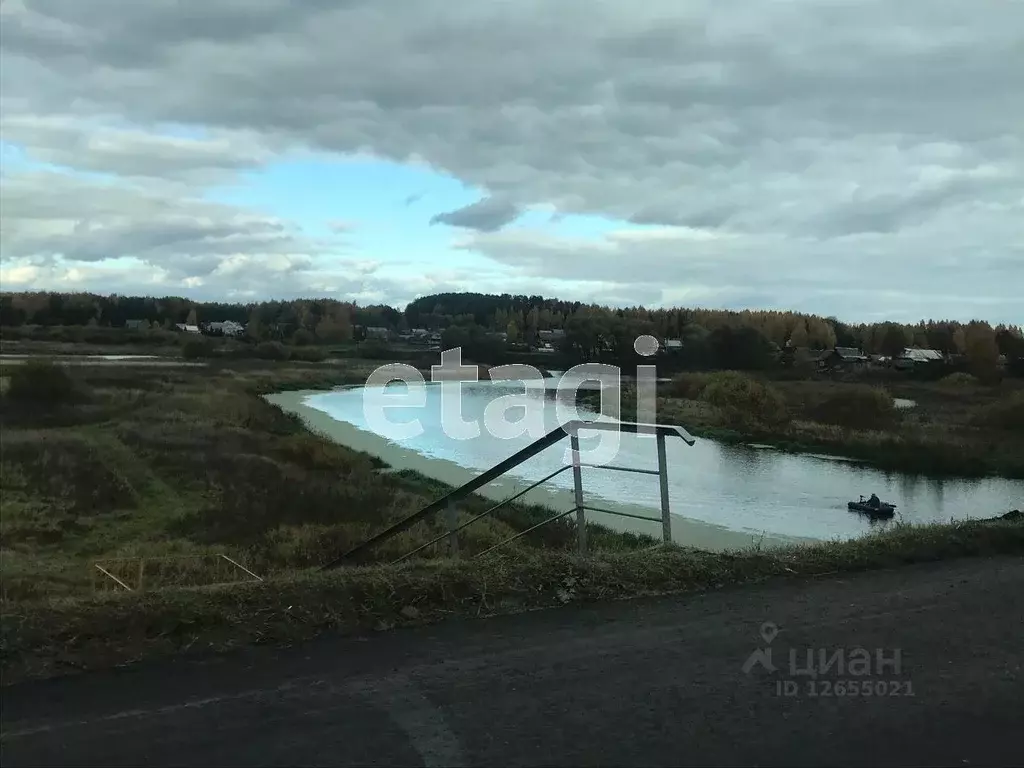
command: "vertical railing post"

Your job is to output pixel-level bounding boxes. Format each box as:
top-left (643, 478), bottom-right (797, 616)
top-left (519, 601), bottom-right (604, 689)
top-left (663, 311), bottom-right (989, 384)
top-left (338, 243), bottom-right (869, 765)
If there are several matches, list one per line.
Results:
top-left (137, 558), bottom-right (146, 591)
top-left (656, 432), bottom-right (672, 544)
top-left (570, 431), bottom-right (587, 556)
top-left (446, 498), bottom-right (459, 558)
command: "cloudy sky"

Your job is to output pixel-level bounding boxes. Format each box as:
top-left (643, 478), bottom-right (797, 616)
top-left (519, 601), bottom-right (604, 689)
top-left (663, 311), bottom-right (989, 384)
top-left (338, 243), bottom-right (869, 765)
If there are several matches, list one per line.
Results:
top-left (1, 0), bottom-right (1021, 323)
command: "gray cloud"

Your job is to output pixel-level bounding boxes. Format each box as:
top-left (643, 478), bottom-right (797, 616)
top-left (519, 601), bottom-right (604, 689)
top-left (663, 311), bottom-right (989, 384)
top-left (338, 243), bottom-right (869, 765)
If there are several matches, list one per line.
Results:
top-left (0, 171), bottom-right (312, 267)
top-left (0, 115), bottom-right (277, 185)
top-left (430, 197), bottom-right (521, 232)
top-left (454, 219), bottom-right (1024, 324)
top-left (0, 0), bottom-right (1021, 318)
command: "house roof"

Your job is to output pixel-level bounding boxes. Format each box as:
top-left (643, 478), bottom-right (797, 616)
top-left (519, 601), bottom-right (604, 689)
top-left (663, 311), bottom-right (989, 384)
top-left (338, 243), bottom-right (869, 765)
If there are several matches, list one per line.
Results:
top-left (834, 346), bottom-right (868, 360)
top-left (901, 348), bottom-right (944, 362)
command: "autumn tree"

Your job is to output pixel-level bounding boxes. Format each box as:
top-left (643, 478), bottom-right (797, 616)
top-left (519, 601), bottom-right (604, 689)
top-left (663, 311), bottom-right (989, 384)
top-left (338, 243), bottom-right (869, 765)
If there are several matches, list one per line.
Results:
top-left (964, 321), bottom-right (1000, 381)
top-left (877, 323), bottom-right (910, 358)
top-left (315, 308), bottom-right (352, 342)
top-left (788, 319), bottom-right (809, 348)
top-left (952, 327), bottom-right (967, 354)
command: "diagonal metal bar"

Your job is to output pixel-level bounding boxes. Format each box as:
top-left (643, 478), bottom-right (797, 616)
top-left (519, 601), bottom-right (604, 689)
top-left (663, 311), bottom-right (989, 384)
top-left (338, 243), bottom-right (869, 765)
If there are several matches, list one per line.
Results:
top-left (93, 564), bottom-right (132, 591)
top-left (581, 505), bottom-right (662, 523)
top-left (219, 554), bottom-right (264, 582)
top-left (322, 420), bottom-right (695, 568)
top-left (323, 423), bottom-right (574, 568)
top-left (392, 465), bottom-right (573, 563)
top-left (473, 506), bottom-right (580, 559)
top-left (579, 462), bottom-right (660, 475)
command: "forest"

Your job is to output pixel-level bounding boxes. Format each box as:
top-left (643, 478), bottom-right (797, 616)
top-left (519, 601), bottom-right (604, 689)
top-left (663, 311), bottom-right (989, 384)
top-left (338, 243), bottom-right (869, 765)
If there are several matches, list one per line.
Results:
top-left (2, 290), bottom-right (1022, 376)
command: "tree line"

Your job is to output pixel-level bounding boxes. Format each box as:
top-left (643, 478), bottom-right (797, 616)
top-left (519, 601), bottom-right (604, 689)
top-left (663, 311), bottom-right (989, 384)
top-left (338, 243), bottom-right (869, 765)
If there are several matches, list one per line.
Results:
top-left (2, 290), bottom-right (1022, 375)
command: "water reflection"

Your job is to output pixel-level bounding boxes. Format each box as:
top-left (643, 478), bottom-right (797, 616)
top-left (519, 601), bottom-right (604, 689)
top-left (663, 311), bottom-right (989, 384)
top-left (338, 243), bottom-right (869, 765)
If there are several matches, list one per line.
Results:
top-left (304, 382), bottom-right (1024, 543)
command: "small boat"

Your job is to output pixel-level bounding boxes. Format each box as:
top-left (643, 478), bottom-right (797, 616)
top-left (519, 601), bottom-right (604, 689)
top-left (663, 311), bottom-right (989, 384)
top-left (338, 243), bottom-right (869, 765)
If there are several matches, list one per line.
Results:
top-left (848, 497), bottom-right (897, 518)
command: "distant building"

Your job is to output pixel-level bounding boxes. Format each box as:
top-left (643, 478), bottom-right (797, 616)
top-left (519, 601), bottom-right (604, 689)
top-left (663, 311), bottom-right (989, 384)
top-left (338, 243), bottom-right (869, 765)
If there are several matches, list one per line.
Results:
top-left (538, 329), bottom-right (566, 343)
top-left (125, 319), bottom-right (147, 330)
top-left (895, 348), bottom-right (944, 370)
top-left (820, 347), bottom-right (869, 370)
top-left (364, 326), bottom-right (391, 341)
top-left (175, 323), bottom-right (201, 334)
top-left (400, 328), bottom-right (436, 345)
top-left (206, 320), bottom-right (245, 336)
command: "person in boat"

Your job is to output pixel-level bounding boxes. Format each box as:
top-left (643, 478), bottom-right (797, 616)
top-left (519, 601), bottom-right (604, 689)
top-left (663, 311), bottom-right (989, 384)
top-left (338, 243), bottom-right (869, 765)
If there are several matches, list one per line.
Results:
top-left (868, 493), bottom-right (881, 508)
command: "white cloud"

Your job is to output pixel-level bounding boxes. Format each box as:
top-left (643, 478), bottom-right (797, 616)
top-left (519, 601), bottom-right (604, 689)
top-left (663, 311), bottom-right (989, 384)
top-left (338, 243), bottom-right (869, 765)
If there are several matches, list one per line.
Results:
top-left (0, 0), bottom-right (1021, 319)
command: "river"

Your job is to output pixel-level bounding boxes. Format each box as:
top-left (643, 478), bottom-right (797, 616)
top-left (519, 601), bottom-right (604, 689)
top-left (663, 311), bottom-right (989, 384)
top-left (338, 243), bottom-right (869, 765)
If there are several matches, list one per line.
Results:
top-left (266, 378), bottom-right (1022, 551)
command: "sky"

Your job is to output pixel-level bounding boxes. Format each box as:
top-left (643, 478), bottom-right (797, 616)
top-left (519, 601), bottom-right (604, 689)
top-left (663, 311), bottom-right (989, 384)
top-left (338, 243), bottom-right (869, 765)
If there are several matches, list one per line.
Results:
top-left (0, 0), bottom-right (1021, 324)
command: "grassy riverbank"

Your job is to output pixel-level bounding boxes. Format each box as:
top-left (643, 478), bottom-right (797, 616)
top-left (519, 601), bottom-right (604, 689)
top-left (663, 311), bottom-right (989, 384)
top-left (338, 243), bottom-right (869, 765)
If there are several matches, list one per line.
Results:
top-left (0, 359), bottom-right (650, 605)
top-left (584, 373), bottom-right (1024, 479)
top-left (3, 517), bottom-right (1022, 684)
top-left (2, 357), bottom-right (1022, 685)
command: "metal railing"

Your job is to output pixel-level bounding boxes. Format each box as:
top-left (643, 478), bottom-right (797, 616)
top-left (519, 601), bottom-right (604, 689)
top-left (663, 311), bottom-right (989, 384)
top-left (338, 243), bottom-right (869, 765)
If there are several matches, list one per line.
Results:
top-left (322, 420), bottom-right (695, 568)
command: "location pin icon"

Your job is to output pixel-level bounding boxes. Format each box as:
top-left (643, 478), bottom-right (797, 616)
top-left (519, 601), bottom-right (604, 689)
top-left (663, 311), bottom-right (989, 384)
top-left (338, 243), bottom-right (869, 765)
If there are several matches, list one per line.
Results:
top-left (760, 622), bottom-right (779, 644)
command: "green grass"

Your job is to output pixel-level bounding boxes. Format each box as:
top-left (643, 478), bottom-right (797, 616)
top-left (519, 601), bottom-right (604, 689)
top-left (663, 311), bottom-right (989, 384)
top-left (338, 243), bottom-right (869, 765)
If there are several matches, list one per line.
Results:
top-left (0, 361), bottom-right (652, 604)
top-left (2, 517), bottom-right (1021, 684)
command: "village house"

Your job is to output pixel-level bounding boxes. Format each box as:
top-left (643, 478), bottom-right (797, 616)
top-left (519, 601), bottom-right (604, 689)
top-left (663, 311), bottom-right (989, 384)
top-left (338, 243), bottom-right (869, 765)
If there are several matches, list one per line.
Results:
top-left (537, 329), bottom-right (566, 343)
top-left (205, 320), bottom-right (245, 336)
top-left (174, 323), bottom-right (201, 334)
top-left (894, 347), bottom-right (944, 370)
top-left (124, 319), bottom-right (148, 330)
top-left (820, 346), bottom-right (870, 370)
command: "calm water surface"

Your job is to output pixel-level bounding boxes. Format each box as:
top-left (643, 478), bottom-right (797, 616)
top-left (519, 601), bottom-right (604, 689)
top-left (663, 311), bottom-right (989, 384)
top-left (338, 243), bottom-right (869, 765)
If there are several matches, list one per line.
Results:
top-left (299, 380), bottom-right (1022, 544)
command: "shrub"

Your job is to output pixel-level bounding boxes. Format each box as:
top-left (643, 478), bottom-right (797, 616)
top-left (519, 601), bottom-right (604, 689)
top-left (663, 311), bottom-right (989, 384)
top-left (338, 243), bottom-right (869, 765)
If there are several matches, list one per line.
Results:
top-left (255, 342), bottom-right (291, 361)
top-left (667, 373), bottom-right (711, 400)
top-left (699, 372), bottom-right (789, 430)
top-left (181, 337), bottom-right (216, 359)
top-left (940, 372), bottom-right (979, 388)
top-left (810, 387), bottom-right (899, 430)
top-left (292, 329), bottom-right (315, 347)
top-left (975, 392), bottom-right (1024, 433)
top-left (5, 361), bottom-right (82, 405)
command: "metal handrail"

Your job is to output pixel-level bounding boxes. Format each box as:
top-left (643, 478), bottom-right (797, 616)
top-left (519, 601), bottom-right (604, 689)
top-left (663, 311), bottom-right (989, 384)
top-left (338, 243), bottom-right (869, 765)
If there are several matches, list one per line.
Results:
top-left (321, 419), bottom-right (695, 569)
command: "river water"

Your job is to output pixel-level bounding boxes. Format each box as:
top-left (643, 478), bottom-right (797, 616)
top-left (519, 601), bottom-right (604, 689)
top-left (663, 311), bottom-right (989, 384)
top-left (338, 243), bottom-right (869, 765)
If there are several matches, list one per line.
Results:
top-left (268, 378), bottom-right (1022, 550)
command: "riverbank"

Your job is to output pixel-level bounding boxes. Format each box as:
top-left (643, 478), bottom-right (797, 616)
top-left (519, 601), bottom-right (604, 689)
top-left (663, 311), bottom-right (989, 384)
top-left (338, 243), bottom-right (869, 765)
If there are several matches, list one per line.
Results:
top-left (0, 361), bottom-right (660, 604)
top-left (265, 389), bottom-right (801, 553)
top-left (580, 375), bottom-right (1024, 480)
top-left (2, 359), bottom-right (1022, 686)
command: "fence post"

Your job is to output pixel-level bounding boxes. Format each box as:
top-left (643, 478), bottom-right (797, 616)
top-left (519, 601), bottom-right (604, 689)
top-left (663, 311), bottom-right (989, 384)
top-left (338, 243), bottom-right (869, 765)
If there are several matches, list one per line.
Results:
top-left (656, 432), bottom-right (672, 544)
top-left (137, 558), bottom-right (147, 591)
top-left (570, 432), bottom-right (587, 556)
top-left (446, 498), bottom-right (459, 558)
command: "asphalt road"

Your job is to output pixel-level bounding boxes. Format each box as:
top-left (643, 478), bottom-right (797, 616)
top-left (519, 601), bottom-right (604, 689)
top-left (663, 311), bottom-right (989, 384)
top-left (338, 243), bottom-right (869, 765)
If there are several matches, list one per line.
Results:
top-left (3, 557), bottom-right (1023, 767)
